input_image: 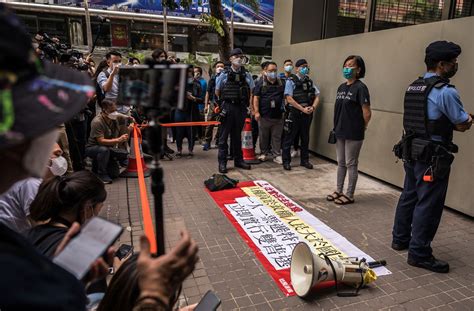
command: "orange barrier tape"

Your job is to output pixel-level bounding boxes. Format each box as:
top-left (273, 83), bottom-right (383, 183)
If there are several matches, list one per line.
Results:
top-left (160, 121), bottom-right (220, 127)
top-left (133, 125), bottom-right (157, 253)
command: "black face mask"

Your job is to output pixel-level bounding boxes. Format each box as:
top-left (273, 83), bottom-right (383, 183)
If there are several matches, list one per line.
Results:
top-left (443, 62), bottom-right (458, 79)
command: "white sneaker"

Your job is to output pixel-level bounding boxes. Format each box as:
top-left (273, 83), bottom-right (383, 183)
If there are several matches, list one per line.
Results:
top-left (258, 154), bottom-right (267, 162)
top-left (273, 156), bottom-right (283, 164)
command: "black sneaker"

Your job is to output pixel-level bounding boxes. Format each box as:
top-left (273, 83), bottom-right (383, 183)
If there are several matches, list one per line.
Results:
top-left (98, 175), bottom-right (112, 184)
top-left (391, 242), bottom-right (409, 251)
top-left (235, 162), bottom-right (251, 170)
top-left (283, 163), bottom-right (291, 171)
top-left (407, 256), bottom-right (449, 273)
top-left (301, 162), bottom-right (313, 169)
top-left (219, 163), bottom-right (228, 174)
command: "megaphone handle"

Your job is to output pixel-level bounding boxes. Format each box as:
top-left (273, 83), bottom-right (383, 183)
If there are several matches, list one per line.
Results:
top-left (323, 254), bottom-right (364, 298)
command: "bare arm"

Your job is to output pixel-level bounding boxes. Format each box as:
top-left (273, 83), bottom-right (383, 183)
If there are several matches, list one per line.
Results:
top-left (454, 114), bottom-right (473, 132)
top-left (362, 104), bottom-right (372, 128)
top-left (253, 95), bottom-right (260, 121)
top-left (311, 95), bottom-right (320, 111)
top-left (286, 95), bottom-right (306, 113)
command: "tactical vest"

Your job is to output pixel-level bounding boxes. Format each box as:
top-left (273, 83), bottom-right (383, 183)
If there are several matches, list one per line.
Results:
top-left (403, 76), bottom-right (455, 143)
top-left (290, 74), bottom-right (314, 106)
top-left (221, 68), bottom-right (250, 104)
top-left (260, 78), bottom-right (285, 118)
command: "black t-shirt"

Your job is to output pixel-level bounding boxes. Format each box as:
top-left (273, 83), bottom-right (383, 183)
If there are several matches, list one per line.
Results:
top-left (334, 80), bottom-right (370, 141)
top-left (26, 224), bottom-right (69, 258)
top-left (254, 78), bottom-right (285, 119)
top-left (207, 75), bottom-right (217, 103)
top-left (0, 223), bottom-right (86, 311)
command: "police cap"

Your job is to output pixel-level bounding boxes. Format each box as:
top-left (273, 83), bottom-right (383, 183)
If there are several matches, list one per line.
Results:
top-left (425, 41), bottom-right (462, 62)
top-left (229, 48), bottom-right (244, 57)
top-left (295, 59), bottom-right (308, 67)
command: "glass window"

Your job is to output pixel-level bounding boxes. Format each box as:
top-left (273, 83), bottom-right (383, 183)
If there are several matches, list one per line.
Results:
top-left (234, 32), bottom-right (272, 56)
top-left (16, 13), bottom-right (38, 36)
top-left (373, 0), bottom-right (444, 31)
top-left (454, 0), bottom-right (473, 18)
top-left (38, 17), bottom-right (69, 43)
top-left (335, 0), bottom-right (368, 37)
top-left (91, 22), bottom-right (111, 47)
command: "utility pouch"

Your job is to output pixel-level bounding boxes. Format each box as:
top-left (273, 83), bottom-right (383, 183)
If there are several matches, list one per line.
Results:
top-left (284, 117), bottom-right (293, 133)
top-left (431, 146), bottom-right (454, 180)
top-left (393, 133), bottom-right (414, 161)
top-left (411, 138), bottom-right (432, 162)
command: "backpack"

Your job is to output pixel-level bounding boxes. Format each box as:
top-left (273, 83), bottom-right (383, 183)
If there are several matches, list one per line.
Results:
top-left (204, 174), bottom-right (239, 192)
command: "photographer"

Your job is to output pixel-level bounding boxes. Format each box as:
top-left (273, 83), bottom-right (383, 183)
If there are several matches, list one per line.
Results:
top-left (97, 51), bottom-right (130, 114)
top-left (86, 99), bottom-right (132, 184)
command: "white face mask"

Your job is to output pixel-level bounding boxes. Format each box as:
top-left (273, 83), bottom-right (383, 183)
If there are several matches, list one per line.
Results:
top-left (158, 57), bottom-right (166, 62)
top-left (49, 156), bottom-right (68, 176)
top-left (216, 67), bottom-right (224, 74)
top-left (23, 130), bottom-right (60, 178)
top-left (232, 58), bottom-right (243, 67)
top-left (107, 111), bottom-right (120, 120)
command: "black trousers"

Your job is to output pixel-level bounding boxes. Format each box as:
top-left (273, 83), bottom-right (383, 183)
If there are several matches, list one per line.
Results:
top-left (282, 109), bottom-right (312, 165)
top-left (218, 103), bottom-right (247, 164)
top-left (392, 161), bottom-right (450, 261)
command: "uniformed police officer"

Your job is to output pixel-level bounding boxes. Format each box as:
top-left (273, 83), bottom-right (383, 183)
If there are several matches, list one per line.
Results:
top-left (282, 59), bottom-right (320, 170)
top-left (215, 48), bottom-right (255, 173)
top-left (392, 41), bottom-right (472, 273)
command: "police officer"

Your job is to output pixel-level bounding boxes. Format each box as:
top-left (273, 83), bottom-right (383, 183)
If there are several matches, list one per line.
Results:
top-left (282, 59), bottom-right (320, 170)
top-left (392, 41), bottom-right (472, 273)
top-left (215, 48), bottom-right (255, 173)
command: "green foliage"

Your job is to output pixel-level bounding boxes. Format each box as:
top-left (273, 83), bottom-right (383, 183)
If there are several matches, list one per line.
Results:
top-left (127, 51), bottom-right (146, 63)
top-left (182, 53), bottom-right (199, 66)
top-left (201, 14), bottom-right (225, 36)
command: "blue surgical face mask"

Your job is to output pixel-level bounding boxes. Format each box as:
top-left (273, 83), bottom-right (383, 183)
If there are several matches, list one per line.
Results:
top-left (266, 72), bottom-right (277, 80)
top-left (343, 67), bottom-right (354, 79)
top-left (299, 67), bottom-right (309, 75)
top-left (284, 65), bottom-right (293, 73)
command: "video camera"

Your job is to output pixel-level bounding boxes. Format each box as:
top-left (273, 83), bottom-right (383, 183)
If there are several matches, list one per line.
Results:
top-left (35, 32), bottom-right (69, 61)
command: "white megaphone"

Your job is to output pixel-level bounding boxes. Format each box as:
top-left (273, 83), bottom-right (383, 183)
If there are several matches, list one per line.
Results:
top-left (290, 242), bottom-right (376, 297)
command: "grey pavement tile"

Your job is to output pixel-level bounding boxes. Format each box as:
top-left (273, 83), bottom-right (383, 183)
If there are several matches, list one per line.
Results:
top-left (103, 146), bottom-right (473, 310)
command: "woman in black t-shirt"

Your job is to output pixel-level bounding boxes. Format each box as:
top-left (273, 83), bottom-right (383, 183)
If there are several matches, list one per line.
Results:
top-left (327, 55), bottom-right (372, 205)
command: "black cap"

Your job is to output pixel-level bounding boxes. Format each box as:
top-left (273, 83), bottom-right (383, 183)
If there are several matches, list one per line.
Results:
top-left (0, 5), bottom-right (94, 150)
top-left (295, 59), bottom-right (308, 67)
top-left (229, 48), bottom-right (244, 57)
top-left (425, 41), bottom-right (462, 62)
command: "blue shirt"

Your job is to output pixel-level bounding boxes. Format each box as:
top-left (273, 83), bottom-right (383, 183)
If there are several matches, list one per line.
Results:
top-left (284, 73), bottom-right (320, 97)
top-left (97, 68), bottom-right (119, 100)
top-left (197, 77), bottom-right (207, 111)
top-left (424, 72), bottom-right (469, 141)
top-left (424, 73), bottom-right (469, 124)
top-left (215, 67), bottom-right (255, 93)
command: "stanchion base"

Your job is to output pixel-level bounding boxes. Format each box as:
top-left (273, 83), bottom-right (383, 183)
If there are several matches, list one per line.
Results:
top-left (121, 169), bottom-right (152, 178)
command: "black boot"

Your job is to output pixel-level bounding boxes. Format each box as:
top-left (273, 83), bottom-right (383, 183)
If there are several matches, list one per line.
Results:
top-left (301, 162), bottom-right (313, 169)
top-left (219, 162), bottom-right (228, 174)
top-left (235, 162), bottom-right (251, 170)
top-left (407, 256), bottom-right (449, 273)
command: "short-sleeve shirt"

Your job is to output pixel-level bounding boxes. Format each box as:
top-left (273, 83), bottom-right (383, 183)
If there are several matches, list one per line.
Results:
top-left (215, 67), bottom-right (255, 92)
top-left (86, 114), bottom-right (126, 147)
top-left (0, 178), bottom-right (41, 234)
top-left (97, 68), bottom-right (119, 100)
top-left (334, 80), bottom-right (370, 141)
top-left (284, 74), bottom-right (320, 97)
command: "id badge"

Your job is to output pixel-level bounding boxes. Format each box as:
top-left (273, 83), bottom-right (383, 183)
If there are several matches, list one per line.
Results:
top-left (271, 100), bottom-right (276, 108)
top-left (303, 83), bottom-right (308, 91)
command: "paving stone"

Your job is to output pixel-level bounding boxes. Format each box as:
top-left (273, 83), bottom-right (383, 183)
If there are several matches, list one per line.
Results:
top-left (102, 146), bottom-right (473, 309)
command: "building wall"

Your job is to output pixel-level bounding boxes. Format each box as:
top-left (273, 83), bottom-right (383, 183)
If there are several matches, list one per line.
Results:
top-left (273, 0), bottom-right (474, 216)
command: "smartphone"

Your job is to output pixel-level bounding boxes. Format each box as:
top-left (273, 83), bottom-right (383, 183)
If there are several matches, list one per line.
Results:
top-left (115, 243), bottom-right (133, 260)
top-left (53, 217), bottom-right (123, 280)
top-left (195, 290), bottom-right (221, 311)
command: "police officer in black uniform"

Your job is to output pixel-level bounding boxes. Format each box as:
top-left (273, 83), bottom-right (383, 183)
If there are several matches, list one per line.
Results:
top-left (282, 59), bottom-right (320, 170)
top-left (215, 48), bottom-right (255, 173)
top-left (392, 41), bottom-right (472, 273)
